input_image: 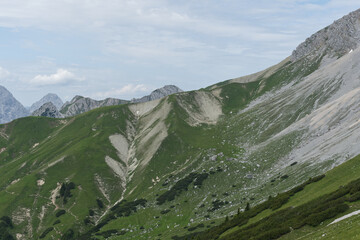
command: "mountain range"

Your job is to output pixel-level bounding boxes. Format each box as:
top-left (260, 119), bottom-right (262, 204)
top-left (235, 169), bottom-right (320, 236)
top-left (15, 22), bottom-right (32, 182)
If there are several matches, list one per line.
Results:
top-left (1, 8), bottom-right (360, 240)
top-left (0, 85), bottom-right (183, 123)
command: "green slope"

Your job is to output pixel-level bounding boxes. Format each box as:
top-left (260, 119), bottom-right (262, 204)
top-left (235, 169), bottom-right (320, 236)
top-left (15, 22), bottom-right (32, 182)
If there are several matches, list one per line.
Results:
top-left (0, 50), bottom-right (351, 240)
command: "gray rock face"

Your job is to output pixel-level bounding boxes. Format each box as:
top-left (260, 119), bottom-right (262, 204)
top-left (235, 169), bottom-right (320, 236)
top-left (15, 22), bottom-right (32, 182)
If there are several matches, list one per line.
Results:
top-left (30, 93), bottom-right (63, 113)
top-left (60, 96), bottom-right (129, 117)
top-left (0, 85), bottom-right (29, 124)
top-left (131, 85), bottom-right (182, 103)
top-left (292, 8), bottom-right (360, 61)
top-left (32, 102), bottom-right (63, 118)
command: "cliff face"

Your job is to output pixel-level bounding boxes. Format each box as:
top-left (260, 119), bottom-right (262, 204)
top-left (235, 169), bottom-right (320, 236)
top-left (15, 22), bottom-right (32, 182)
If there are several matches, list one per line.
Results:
top-left (0, 85), bottom-right (29, 124)
top-left (292, 9), bottom-right (360, 61)
top-left (31, 102), bottom-right (63, 118)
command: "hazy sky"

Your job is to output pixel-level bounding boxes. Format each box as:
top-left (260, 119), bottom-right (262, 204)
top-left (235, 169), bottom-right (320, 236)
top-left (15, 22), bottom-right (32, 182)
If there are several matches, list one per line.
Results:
top-left (0, 0), bottom-right (359, 105)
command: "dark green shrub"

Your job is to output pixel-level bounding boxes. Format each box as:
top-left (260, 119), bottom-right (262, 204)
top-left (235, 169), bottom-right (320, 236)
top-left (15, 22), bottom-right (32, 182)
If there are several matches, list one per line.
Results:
top-left (39, 227), bottom-right (54, 239)
top-left (56, 209), bottom-right (66, 217)
top-left (61, 229), bottom-right (75, 240)
top-left (96, 199), bottom-right (104, 209)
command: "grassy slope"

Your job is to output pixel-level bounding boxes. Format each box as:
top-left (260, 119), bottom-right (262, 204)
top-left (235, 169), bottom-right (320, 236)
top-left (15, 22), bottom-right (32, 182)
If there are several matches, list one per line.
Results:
top-left (218, 154), bottom-right (360, 239)
top-left (0, 55), bottom-right (333, 239)
top-left (0, 105), bottom-right (134, 239)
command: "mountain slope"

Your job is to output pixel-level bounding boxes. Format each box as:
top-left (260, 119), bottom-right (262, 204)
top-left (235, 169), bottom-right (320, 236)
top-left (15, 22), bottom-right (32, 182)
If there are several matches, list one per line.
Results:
top-left (1, 8), bottom-right (360, 240)
top-left (0, 85), bottom-right (29, 124)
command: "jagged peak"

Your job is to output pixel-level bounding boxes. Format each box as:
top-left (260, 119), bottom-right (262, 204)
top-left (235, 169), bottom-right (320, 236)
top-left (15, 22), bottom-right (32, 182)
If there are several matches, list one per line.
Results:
top-left (292, 8), bottom-right (360, 61)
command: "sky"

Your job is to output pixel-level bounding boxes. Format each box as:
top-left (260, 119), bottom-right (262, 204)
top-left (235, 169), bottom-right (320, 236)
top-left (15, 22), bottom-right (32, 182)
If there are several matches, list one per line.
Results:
top-left (0, 0), bottom-right (359, 106)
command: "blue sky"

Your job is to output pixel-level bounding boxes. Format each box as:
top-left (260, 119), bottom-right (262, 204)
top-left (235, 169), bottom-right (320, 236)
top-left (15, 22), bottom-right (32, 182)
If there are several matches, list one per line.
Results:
top-left (0, 0), bottom-right (359, 106)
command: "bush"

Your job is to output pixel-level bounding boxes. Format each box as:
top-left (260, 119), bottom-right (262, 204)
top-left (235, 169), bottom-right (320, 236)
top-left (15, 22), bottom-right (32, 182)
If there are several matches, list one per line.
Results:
top-left (60, 182), bottom-right (76, 204)
top-left (160, 209), bottom-right (170, 214)
top-left (0, 216), bottom-right (12, 228)
top-left (96, 199), bottom-right (104, 209)
top-left (39, 227), bottom-right (54, 239)
top-left (53, 219), bottom-right (61, 225)
top-left (89, 209), bottom-right (94, 216)
top-left (157, 172), bottom-right (211, 205)
top-left (61, 229), bottom-right (75, 240)
top-left (56, 209), bottom-right (66, 218)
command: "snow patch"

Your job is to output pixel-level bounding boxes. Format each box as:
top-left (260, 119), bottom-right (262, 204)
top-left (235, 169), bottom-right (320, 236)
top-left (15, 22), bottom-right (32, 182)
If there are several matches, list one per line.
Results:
top-left (328, 210), bottom-right (360, 225)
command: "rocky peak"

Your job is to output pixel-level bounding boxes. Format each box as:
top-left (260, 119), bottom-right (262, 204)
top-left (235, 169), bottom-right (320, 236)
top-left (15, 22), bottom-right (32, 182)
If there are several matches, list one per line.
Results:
top-left (292, 8), bottom-right (360, 61)
top-left (60, 96), bottom-right (129, 117)
top-left (0, 85), bottom-right (29, 124)
top-left (29, 93), bottom-right (63, 113)
top-left (31, 102), bottom-right (63, 118)
top-left (131, 85), bottom-right (183, 103)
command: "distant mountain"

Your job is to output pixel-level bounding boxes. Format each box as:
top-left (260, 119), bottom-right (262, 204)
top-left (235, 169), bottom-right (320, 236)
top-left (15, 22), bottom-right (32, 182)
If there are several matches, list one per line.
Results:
top-left (31, 102), bottom-right (63, 118)
top-left (60, 96), bottom-right (129, 117)
top-left (29, 93), bottom-right (63, 113)
top-left (60, 85), bottom-right (182, 117)
top-left (131, 85), bottom-right (182, 103)
top-left (0, 85), bottom-right (29, 124)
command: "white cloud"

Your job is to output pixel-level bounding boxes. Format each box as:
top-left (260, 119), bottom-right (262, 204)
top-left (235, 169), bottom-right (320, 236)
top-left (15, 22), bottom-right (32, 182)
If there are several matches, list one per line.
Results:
top-left (94, 84), bottom-right (150, 99)
top-left (0, 67), bottom-right (10, 79)
top-left (30, 69), bottom-right (83, 86)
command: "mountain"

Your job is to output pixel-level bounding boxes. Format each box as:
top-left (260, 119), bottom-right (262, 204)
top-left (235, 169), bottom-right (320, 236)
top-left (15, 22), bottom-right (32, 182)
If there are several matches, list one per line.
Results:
top-left (60, 96), bottom-right (129, 117)
top-left (60, 85), bottom-right (182, 117)
top-left (1, 8), bottom-right (360, 240)
top-left (29, 93), bottom-right (63, 113)
top-left (31, 102), bottom-right (63, 118)
top-left (0, 85), bottom-right (29, 124)
top-left (131, 85), bottom-right (182, 103)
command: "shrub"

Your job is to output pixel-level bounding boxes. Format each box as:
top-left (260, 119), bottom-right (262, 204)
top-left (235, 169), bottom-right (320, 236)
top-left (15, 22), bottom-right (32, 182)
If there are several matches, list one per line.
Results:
top-left (96, 199), bottom-right (104, 209)
top-left (56, 209), bottom-right (66, 218)
top-left (39, 227), bottom-right (54, 239)
top-left (89, 209), bottom-right (94, 216)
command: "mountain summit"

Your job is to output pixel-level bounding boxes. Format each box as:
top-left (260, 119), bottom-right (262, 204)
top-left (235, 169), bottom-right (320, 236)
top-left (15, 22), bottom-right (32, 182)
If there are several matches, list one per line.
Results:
top-left (31, 102), bottom-right (63, 118)
top-left (0, 85), bottom-right (29, 124)
top-left (131, 85), bottom-right (182, 103)
top-left (292, 8), bottom-right (360, 61)
top-left (29, 93), bottom-right (63, 113)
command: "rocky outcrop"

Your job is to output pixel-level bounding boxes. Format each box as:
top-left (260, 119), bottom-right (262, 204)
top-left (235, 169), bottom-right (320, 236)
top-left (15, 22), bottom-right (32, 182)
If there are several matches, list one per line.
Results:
top-left (131, 85), bottom-right (182, 103)
top-left (29, 93), bottom-right (63, 113)
top-left (0, 85), bottom-right (29, 124)
top-left (60, 85), bottom-right (182, 117)
top-left (60, 96), bottom-right (129, 117)
top-left (31, 102), bottom-right (63, 118)
top-left (292, 8), bottom-right (360, 61)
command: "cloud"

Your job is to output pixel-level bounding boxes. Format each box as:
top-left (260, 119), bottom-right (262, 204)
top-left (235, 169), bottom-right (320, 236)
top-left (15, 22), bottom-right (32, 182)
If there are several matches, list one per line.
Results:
top-left (30, 69), bottom-right (83, 86)
top-left (93, 84), bottom-right (150, 99)
top-left (0, 67), bottom-right (10, 79)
